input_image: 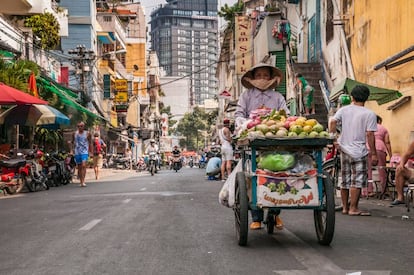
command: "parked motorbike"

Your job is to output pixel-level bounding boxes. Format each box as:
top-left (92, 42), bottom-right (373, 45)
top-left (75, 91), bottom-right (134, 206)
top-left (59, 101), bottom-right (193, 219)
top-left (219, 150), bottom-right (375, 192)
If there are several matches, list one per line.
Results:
top-left (25, 150), bottom-right (49, 192)
top-left (0, 153), bottom-right (28, 195)
top-left (189, 157), bottom-right (194, 168)
top-left (148, 152), bottom-right (157, 176)
top-left (43, 151), bottom-right (71, 187)
top-left (103, 154), bottom-right (130, 169)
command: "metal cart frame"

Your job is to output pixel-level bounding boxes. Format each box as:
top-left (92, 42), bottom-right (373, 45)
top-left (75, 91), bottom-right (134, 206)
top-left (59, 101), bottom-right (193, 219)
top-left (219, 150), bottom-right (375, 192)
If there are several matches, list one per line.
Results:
top-left (234, 137), bottom-right (335, 246)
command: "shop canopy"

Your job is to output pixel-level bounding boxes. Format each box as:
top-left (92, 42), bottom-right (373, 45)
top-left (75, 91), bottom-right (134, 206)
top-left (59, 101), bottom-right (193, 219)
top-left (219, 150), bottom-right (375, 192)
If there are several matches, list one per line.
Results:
top-left (36, 77), bottom-right (108, 122)
top-left (329, 78), bottom-right (403, 105)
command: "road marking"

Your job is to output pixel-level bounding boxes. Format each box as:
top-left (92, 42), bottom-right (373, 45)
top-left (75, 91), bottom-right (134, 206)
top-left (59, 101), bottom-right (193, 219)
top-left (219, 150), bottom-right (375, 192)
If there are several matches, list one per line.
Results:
top-left (140, 187), bottom-right (147, 191)
top-left (72, 191), bottom-right (191, 198)
top-left (273, 229), bottom-right (390, 275)
top-left (79, 219), bottom-right (102, 231)
top-left (123, 199), bottom-right (131, 204)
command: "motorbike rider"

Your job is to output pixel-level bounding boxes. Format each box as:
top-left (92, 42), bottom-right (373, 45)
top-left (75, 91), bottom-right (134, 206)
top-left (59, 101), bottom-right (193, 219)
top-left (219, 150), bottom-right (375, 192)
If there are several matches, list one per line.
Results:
top-left (145, 140), bottom-right (159, 171)
top-left (171, 145), bottom-right (182, 169)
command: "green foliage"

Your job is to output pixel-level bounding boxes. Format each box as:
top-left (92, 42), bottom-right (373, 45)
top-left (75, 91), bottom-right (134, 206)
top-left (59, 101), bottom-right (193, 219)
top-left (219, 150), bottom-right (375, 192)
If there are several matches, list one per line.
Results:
top-left (24, 12), bottom-right (60, 50)
top-left (218, 1), bottom-right (245, 27)
top-left (0, 59), bottom-right (39, 92)
top-left (34, 127), bottom-right (63, 151)
top-left (175, 107), bottom-right (218, 150)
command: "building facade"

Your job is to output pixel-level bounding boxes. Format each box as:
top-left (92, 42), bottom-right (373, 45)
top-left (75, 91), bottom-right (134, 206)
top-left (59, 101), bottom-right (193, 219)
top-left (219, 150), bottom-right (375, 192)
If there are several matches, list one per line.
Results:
top-left (150, 0), bottom-right (219, 107)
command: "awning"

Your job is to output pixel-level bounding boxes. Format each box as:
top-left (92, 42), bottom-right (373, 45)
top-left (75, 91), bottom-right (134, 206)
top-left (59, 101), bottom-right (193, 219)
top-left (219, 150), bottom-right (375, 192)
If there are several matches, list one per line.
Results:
top-left (37, 76), bottom-right (108, 122)
top-left (329, 78), bottom-right (403, 105)
top-left (97, 32), bottom-right (116, 44)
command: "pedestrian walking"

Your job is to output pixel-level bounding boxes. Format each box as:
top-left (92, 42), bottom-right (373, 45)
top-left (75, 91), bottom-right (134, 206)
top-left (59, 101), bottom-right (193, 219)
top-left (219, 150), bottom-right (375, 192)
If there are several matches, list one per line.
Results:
top-left (295, 73), bottom-right (315, 115)
top-left (93, 132), bottom-right (106, 180)
top-left (72, 121), bottom-right (91, 187)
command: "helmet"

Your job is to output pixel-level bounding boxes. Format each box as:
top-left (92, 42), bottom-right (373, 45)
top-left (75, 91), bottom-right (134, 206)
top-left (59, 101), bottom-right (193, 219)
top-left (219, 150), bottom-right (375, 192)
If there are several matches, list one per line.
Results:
top-left (150, 139), bottom-right (155, 143)
top-left (338, 94), bottom-right (351, 106)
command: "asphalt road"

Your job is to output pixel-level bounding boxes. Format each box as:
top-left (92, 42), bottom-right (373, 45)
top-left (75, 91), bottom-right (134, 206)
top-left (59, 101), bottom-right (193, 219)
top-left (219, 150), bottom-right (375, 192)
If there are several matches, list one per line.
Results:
top-left (0, 167), bottom-right (413, 275)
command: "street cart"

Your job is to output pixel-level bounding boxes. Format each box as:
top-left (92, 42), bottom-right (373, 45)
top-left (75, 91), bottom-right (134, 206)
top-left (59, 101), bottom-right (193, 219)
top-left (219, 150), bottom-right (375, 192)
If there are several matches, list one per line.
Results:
top-left (234, 136), bottom-right (335, 246)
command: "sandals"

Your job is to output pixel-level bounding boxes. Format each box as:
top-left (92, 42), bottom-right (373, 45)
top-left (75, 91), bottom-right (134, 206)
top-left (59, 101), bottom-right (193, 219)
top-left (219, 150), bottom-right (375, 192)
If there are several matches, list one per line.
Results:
top-left (275, 215), bottom-right (284, 230)
top-left (391, 199), bottom-right (405, 206)
top-left (250, 222), bottom-right (261, 230)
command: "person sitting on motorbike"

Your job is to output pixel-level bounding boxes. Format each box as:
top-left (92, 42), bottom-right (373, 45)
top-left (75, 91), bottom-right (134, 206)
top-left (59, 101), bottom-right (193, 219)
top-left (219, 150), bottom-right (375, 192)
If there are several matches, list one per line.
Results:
top-left (171, 145), bottom-right (182, 169)
top-left (145, 139), bottom-right (159, 171)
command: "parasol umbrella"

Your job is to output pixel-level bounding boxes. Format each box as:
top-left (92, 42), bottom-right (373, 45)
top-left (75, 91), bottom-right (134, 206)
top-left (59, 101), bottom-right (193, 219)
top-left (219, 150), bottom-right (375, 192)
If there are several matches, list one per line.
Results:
top-left (0, 82), bottom-right (47, 105)
top-left (0, 104), bottom-right (70, 126)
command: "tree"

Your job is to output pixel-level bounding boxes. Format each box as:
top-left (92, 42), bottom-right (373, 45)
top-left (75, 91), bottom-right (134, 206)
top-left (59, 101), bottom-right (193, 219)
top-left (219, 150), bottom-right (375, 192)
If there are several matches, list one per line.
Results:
top-left (218, 1), bottom-right (245, 29)
top-left (175, 107), bottom-right (218, 150)
top-left (24, 12), bottom-right (60, 50)
top-left (0, 59), bottom-right (38, 91)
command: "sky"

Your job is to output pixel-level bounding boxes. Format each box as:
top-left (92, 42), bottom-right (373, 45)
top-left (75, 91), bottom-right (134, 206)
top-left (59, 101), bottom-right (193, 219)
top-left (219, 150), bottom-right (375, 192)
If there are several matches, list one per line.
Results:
top-left (140, 0), bottom-right (239, 22)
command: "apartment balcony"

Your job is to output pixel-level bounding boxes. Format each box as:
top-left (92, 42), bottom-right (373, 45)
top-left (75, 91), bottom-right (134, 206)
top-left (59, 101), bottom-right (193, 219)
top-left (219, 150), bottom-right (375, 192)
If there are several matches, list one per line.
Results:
top-left (96, 13), bottom-right (127, 49)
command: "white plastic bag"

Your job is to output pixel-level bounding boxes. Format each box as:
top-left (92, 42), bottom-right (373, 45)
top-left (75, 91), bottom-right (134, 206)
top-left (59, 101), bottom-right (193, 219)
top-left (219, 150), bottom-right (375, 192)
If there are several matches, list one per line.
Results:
top-left (218, 160), bottom-right (243, 208)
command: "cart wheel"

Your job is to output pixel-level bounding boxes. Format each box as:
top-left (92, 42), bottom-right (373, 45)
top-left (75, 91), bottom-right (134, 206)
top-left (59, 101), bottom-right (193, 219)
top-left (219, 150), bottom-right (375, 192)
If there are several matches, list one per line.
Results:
top-left (265, 214), bottom-right (274, 234)
top-left (322, 159), bottom-right (342, 212)
top-left (234, 172), bottom-right (248, 246)
top-left (314, 172), bottom-right (335, 246)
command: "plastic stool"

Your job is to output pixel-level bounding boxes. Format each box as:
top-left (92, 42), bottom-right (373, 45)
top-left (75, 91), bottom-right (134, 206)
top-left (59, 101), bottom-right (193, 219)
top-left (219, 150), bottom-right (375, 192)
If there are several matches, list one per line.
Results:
top-left (208, 175), bottom-right (216, 180)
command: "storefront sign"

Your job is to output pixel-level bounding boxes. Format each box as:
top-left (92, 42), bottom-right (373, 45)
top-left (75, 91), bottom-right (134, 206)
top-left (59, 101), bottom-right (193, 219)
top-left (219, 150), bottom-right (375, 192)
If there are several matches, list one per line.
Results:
top-left (235, 15), bottom-right (253, 75)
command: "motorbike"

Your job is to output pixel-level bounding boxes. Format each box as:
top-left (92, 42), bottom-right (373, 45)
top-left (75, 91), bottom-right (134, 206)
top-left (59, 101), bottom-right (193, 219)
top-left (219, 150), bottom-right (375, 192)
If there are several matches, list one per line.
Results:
top-left (148, 152), bottom-right (157, 176)
top-left (103, 154), bottom-right (130, 169)
top-left (198, 155), bottom-right (207, 169)
top-left (189, 157), bottom-right (194, 168)
top-left (172, 154), bottom-right (182, 172)
top-left (25, 151), bottom-right (49, 192)
top-left (0, 153), bottom-right (29, 195)
top-left (136, 157), bottom-right (146, 172)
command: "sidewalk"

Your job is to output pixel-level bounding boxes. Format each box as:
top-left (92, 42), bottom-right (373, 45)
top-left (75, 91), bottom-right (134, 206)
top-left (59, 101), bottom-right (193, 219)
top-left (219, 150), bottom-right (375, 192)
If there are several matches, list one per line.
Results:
top-left (350, 195), bottom-right (413, 220)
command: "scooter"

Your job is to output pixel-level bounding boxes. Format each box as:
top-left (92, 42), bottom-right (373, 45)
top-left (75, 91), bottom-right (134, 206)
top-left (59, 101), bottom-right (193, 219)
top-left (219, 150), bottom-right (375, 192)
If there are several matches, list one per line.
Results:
top-left (172, 154), bottom-right (182, 172)
top-left (148, 152), bottom-right (157, 176)
top-left (189, 157), bottom-right (194, 168)
top-left (25, 150), bottom-right (49, 192)
top-left (0, 153), bottom-right (29, 195)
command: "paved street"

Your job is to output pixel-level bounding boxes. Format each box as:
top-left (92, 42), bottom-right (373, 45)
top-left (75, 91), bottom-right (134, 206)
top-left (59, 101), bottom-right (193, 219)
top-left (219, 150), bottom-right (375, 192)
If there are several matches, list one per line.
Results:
top-left (0, 166), bottom-right (413, 275)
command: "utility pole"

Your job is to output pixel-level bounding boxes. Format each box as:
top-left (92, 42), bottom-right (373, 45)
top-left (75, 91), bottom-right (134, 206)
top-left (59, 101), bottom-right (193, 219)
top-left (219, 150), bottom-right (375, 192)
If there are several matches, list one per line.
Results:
top-left (68, 45), bottom-right (95, 100)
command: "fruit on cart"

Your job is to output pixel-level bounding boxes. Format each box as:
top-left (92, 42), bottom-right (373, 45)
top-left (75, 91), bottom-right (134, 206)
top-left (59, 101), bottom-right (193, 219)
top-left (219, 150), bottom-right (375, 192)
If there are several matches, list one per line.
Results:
top-left (275, 129), bottom-right (288, 137)
top-left (319, 131), bottom-right (330, 137)
top-left (258, 153), bottom-right (296, 172)
top-left (256, 124), bottom-right (270, 134)
top-left (308, 131), bottom-right (319, 138)
top-left (312, 123), bottom-right (324, 133)
top-left (236, 108), bottom-right (330, 139)
top-left (289, 124), bottom-right (303, 134)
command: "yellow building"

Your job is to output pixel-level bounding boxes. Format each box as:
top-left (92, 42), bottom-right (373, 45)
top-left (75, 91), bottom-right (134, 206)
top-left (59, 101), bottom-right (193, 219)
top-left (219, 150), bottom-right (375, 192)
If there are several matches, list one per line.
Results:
top-left (345, 0), bottom-right (414, 153)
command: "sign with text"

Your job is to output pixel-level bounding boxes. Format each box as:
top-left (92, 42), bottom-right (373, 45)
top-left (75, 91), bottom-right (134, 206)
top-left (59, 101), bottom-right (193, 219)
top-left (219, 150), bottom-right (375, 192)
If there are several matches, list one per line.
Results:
top-left (255, 170), bottom-right (319, 207)
top-left (235, 15), bottom-right (253, 75)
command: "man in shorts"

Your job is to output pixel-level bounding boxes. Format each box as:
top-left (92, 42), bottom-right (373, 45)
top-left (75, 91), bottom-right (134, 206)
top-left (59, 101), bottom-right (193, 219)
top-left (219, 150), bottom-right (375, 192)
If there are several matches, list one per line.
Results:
top-left (391, 141), bottom-right (414, 205)
top-left (72, 122), bottom-right (91, 187)
top-left (329, 85), bottom-right (378, 216)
